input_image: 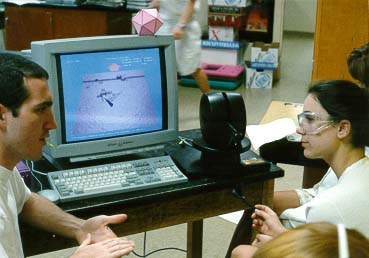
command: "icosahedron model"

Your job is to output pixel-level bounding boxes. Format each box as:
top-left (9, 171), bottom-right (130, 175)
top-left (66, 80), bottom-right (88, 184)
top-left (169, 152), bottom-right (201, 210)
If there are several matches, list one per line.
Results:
top-left (132, 8), bottom-right (163, 36)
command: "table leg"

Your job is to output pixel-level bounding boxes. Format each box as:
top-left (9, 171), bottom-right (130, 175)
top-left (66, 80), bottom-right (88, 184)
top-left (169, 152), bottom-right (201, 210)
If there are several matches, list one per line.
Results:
top-left (187, 220), bottom-right (203, 258)
top-left (224, 179), bottom-right (275, 258)
top-left (223, 209), bottom-right (253, 258)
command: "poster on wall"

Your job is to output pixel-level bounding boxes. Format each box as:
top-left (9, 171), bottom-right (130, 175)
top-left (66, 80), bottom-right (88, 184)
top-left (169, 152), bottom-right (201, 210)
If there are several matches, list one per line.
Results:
top-left (240, 0), bottom-right (274, 43)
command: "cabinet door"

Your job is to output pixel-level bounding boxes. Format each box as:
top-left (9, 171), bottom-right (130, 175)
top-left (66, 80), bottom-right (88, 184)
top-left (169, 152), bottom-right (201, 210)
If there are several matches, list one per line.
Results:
top-left (312, 0), bottom-right (369, 81)
top-left (52, 8), bottom-right (108, 38)
top-left (5, 6), bottom-right (53, 51)
top-left (52, 8), bottom-right (132, 39)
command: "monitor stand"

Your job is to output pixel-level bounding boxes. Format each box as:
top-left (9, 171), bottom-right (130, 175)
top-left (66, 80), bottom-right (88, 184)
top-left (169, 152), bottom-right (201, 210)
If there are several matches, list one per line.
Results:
top-left (42, 147), bottom-right (167, 172)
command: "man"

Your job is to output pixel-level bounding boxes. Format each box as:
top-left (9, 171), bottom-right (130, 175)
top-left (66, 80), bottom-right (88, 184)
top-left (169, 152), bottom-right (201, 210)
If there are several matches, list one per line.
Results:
top-left (0, 53), bottom-right (135, 257)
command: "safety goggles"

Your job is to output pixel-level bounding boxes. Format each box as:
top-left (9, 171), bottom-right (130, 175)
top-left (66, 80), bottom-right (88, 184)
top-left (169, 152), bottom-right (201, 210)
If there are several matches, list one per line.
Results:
top-left (297, 111), bottom-right (335, 135)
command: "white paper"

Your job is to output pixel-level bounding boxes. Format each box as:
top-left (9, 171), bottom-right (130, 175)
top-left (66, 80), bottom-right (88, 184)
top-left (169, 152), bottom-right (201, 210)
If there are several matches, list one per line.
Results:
top-left (219, 210), bottom-right (244, 224)
top-left (246, 118), bottom-right (297, 150)
top-left (1, 0), bottom-right (45, 5)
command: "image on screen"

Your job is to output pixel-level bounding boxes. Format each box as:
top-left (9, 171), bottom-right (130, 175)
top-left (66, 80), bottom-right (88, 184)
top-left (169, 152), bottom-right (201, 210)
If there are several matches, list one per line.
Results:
top-left (56, 47), bottom-right (165, 143)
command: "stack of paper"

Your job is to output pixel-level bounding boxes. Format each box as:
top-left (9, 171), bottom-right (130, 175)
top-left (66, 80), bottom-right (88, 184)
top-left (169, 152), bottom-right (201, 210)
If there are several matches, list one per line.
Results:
top-left (45, 0), bottom-right (78, 4)
top-left (1, 0), bottom-right (44, 5)
top-left (126, 0), bottom-right (150, 11)
top-left (83, 0), bottom-right (125, 7)
top-left (246, 118), bottom-right (297, 150)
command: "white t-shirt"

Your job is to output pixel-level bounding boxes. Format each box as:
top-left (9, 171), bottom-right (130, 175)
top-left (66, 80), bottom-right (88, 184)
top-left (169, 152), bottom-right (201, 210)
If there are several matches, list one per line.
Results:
top-left (0, 166), bottom-right (31, 258)
top-left (280, 157), bottom-right (369, 238)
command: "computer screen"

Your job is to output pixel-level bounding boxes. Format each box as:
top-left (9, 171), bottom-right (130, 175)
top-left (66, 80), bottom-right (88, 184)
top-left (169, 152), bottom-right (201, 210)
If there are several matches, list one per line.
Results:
top-left (31, 35), bottom-right (178, 163)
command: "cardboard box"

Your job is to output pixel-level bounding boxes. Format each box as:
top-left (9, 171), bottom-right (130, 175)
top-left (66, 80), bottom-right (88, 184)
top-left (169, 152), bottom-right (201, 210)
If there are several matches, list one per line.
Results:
top-left (208, 5), bottom-right (247, 14)
top-left (208, 0), bottom-right (252, 7)
top-left (201, 40), bottom-right (247, 65)
top-left (250, 42), bottom-right (280, 70)
top-left (208, 13), bottom-right (247, 28)
top-left (246, 64), bottom-right (273, 89)
top-left (208, 26), bottom-right (238, 41)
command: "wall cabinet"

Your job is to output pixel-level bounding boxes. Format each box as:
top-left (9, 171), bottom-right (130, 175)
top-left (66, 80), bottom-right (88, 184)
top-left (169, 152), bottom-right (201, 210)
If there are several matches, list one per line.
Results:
top-left (4, 4), bottom-right (132, 51)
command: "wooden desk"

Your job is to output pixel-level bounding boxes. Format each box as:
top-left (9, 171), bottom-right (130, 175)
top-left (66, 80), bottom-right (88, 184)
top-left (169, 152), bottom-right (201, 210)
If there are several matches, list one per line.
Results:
top-left (21, 131), bottom-right (284, 258)
top-left (4, 3), bottom-right (132, 51)
top-left (260, 100), bottom-right (303, 125)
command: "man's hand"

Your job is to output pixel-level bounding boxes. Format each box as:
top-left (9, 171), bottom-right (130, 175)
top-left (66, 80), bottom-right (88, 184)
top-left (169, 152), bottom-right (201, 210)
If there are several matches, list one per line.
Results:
top-left (251, 204), bottom-right (287, 237)
top-left (76, 214), bottom-right (128, 244)
top-left (71, 233), bottom-right (135, 258)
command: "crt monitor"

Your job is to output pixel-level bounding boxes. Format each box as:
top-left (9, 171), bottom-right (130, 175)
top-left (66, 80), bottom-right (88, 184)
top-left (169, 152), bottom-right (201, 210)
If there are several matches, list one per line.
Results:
top-left (31, 35), bottom-right (178, 163)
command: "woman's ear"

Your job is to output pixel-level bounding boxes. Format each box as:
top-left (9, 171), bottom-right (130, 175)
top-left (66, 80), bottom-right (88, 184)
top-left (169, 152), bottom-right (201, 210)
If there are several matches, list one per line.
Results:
top-left (336, 120), bottom-right (351, 139)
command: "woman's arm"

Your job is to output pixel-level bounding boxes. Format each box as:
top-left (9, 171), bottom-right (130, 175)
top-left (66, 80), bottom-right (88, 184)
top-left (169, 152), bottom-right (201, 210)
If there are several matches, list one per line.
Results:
top-left (273, 190), bottom-right (300, 215)
top-left (173, 0), bottom-right (196, 39)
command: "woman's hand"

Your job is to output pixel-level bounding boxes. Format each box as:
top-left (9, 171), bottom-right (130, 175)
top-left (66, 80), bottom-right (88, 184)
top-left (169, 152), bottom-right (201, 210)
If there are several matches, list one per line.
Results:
top-left (149, 0), bottom-right (160, 8)
top-left (251, 204), bottom-right (287, 237)
top-left (173, 26), bottom-right (185, 40)
top-left (251, 233), bottom-right (273, 247)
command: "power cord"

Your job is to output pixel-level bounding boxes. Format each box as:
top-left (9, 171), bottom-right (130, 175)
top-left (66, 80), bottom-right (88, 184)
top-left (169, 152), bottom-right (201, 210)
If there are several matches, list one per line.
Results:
top-left (178, 135), bottom-right (194, 148)
top-left (131, 232), bottom-right (187, 257)
top-left (132, 247), bottom-right (187, 257)
top-left (25, 160), bottom-right (47, 191)
top-left (232, 185), bottom-right (254, 209)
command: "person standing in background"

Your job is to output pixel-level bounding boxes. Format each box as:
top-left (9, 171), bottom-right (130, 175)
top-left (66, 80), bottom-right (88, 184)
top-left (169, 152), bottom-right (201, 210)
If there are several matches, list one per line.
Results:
top-left (347, 42), bottom-right (369, 88)
top-left (150, 0), bottom-right (210, 93)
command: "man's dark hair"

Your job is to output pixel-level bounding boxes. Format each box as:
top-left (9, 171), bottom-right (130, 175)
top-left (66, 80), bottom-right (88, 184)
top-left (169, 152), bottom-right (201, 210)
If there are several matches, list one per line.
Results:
top-left (0, 52), bottom-right (49, 116)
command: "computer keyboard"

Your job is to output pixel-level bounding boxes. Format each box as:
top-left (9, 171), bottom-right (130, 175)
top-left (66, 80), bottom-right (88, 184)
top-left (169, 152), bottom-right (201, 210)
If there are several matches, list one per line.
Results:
top-left (47, 155), bottom-right (188, 202)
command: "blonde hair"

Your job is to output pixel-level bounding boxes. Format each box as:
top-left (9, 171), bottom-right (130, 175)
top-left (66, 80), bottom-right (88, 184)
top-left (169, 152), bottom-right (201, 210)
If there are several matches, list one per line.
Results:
top-left (253, 222), bottom-right (369, 258)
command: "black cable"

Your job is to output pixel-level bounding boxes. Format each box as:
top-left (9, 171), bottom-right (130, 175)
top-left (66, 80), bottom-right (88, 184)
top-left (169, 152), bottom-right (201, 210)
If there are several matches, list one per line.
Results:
top-left (132, 247), bottom-right (187, 257)
top-left (131, 231), bottom-right (187, 258)
top-left (232, 185), bottom-right (254, 209)
top-left (26, 160), bottom-right (47, 191)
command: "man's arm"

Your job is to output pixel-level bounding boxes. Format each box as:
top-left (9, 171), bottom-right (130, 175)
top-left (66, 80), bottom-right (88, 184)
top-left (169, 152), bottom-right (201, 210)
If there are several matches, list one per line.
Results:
top-left (19, 193), bottom-right (127, 244)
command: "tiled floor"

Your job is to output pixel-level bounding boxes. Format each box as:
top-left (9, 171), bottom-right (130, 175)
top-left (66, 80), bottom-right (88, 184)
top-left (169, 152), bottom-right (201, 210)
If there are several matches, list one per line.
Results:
top-left (28, 32), bottom-right (314, 258)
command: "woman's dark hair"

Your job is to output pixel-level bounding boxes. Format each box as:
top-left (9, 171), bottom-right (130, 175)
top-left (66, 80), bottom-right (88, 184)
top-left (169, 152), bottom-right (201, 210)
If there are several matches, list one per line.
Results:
top-left (308, 80), bottom-right (369, 147)
top-left (347, 43), bottom-right (369, 88)
top-left (0, 53), bottom-right (49, 116)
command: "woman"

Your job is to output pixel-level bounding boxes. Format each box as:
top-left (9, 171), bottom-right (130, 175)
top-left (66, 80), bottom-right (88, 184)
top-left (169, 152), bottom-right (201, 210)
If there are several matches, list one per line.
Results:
top-left (347, 42), bottom-right (369, 88)
top-left (233, 222), bottom-right (369, 258)
top-left (232, 80), bottom-right (369, 257)
top-left (150, 0), bottom-right (210, 93)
